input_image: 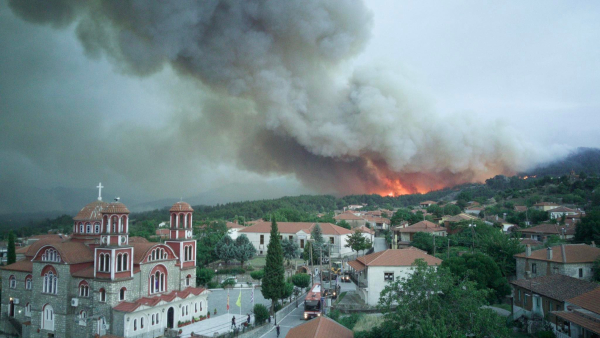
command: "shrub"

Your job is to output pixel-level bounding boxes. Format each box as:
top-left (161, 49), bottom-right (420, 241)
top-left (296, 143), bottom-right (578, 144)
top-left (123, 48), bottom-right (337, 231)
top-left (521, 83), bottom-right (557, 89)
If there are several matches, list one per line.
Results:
top-left (253, 304), bottom-right (269, 325)
top-left (196, 268), bottom-right (215, 286)
top-left (221, 279), bottom-right (236, 288)
top-left (207, 281), bottom-right (219, 289)
top-left (328, 309), bottom-right (341, 321)
top-left (274, 302), bottom-right (283, 312)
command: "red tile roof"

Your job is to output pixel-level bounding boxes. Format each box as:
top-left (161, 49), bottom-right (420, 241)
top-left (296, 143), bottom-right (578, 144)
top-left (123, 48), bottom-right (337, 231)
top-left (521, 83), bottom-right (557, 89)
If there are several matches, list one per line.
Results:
top-left (347, 248), bottom-right (442, 272)
top-left (170, 201), bottom-right (193, 212)
top-left (103, 202), bottom-right (130, 214)
top-left (286, 316), bottom-right (353, 338)
top-left (113, 287), bottom-right (207, 313)
top-left (510, 274), bottom-right (599, 301)
top-left (568, 287), bottom-right (600, 314)
top-left (238, 222), bottom-right (352, 236)
top-left (519, 223), bottom-right (576, 235)
top-left (514, 244), bottom-right (600, 263)
top-left (74, 200), bottom-right (110, 221)
top-left (554, 311), bottom-right (600, 335)
top-left (355, 226), bottom-right (374, 235)
top-left (71, 265), bottom-right (95, 278)
top-left (514, 206), bottom-right (527, 212)
top-left (0, 260), bottom-right (33, 273)
top-left (226, 222), bottom-right (244, 229)
top-left (397, 220), bottom-right (446, 233)
top-left (334, 213), bottom-right (364, 221)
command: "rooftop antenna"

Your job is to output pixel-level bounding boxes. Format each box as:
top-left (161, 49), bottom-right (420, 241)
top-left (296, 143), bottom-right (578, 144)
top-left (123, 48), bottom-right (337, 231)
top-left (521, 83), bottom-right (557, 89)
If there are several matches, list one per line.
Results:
top-left (96, 182), bottom-right (104, 201)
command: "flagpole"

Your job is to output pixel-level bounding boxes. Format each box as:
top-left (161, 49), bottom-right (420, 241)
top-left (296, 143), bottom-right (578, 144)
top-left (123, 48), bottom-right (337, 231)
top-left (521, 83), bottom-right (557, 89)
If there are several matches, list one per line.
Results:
top-left (240, 283), bottom-right (242, 316)
top-left (227, 289), bottom-right (230, 314)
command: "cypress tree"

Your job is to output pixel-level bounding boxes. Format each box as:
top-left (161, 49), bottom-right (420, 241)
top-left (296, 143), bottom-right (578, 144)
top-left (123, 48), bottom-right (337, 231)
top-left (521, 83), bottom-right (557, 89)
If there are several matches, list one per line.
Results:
top-left (261, 217), bottom-right (285, 316)
top-left (7, 231), bottom-right (16, 265)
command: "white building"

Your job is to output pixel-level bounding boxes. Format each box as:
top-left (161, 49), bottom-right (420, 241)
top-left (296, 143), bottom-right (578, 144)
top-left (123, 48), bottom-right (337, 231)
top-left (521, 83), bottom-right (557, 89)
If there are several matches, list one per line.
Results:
top-left (225, 222), bottom-right (244, 240)
top-left (237, 222), bottom-right (364, 258)
top-left (347, 248), bottom-right (442, 306)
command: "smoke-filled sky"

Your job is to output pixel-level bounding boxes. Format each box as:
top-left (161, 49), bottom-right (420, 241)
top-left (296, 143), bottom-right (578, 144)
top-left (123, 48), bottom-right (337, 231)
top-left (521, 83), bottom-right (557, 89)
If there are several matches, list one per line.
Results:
top-left (1, 0), bottom-right (599, 213)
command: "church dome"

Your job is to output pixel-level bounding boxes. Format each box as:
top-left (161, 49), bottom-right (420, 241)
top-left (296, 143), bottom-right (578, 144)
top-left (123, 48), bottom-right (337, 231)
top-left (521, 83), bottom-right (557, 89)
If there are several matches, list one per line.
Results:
top-left (103, 201), bottom-right (130, 214)
top-left (170, 201), bottom-right (193, 212)
top-left (74, 200), bottom-right (109, 221)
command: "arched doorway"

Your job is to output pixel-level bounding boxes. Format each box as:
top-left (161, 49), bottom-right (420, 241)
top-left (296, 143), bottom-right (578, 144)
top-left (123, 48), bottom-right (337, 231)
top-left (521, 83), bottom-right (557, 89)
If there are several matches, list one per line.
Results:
top-left (167, 307), bottom-right (174, 329)
top-left (8, 300), bottom-right (14, 317)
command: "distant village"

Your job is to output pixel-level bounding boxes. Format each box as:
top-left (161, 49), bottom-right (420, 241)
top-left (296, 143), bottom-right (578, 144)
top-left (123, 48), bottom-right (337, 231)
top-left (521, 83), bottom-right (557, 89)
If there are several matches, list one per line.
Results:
top-left (1, 172), bottom-right (600, 338)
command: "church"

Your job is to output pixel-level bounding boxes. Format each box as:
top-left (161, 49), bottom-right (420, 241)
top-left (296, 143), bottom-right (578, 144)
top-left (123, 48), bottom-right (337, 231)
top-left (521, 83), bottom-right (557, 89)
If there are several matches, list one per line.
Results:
top-left (1, 185), bottom-right (209, 337)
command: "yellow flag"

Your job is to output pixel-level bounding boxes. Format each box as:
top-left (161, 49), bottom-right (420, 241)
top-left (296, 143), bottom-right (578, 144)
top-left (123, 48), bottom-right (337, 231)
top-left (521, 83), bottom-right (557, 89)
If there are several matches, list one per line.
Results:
top-left (236, 290), bottom-right (242, 307)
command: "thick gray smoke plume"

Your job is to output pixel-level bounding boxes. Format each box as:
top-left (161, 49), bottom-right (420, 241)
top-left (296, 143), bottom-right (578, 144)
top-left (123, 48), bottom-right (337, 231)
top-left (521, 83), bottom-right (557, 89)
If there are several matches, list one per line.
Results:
top-left (7, 0), bottom-right (556, 195)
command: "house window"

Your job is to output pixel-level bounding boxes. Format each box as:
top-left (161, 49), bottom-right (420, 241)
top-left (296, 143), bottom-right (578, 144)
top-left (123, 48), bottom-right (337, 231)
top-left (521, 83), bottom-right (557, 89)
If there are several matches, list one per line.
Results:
top-left (260, 235), bottom-right (264, 245)
top-left (300, 239), bottom-right (305, 249)
top-left (99, 289), bottom-right (106, 302)
top-left (524, 294), bottom-right (529, 306)
top-left (42, 248), bottom-right (60, 262)
top-left (579, 268), bottom-right (583, 278)
top-left (26, 276), bottom-right (32, 290)
top-left (25, 303), bottom-right (31, 317)
top-left (549, 302), bottom-right (553, 311)
top-left (536, 296), bottom-right (541, 307)
top-left (9, 275), bottom-right (16, 289)
top-left (186, 274), bottom-right (191, 286)
top-left (119, 287), bottom-right (126, 301)
top-left (151, 314), bottom-right (155, 326)
top-left (518, 289), bottom-right (521, 301)
top-left (384, 272), bottom-right (394, 281)
top-left (79, 282), bottom-right (89, 297)
top-left (141, 317), bottom-right (144, 329)
top-left (532, 263), bottom-right (537, 274)
top-left (79, 310), bottom-right (87, 326)
top-left (330, 237), bottom-right (334, 244)
top-left (150, 270), bottom-right (166, 294)
top-left (43, 271), bottom-right (58, 294)
top-left (95, 223), bottom-right (100, 233)
top-left (86, 223), bottom-right (91, 233)
top-left (80, 223), bottom-right (84, 233)
top-left (134, 319), bottom-right (137, 331)
top-left (289, 235), bottom-right (293, 241)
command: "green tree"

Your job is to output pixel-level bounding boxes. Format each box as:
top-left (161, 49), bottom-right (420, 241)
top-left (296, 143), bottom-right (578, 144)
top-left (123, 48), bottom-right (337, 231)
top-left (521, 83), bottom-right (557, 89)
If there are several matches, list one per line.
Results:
top-left (410, 232), bottom-right (444, 255)
top-left (479, 229), bottom-right (524, 277)
top-left (442, 253), bottom-right (511, 302)
top-left (214, 234), bottom-right (236, 265)
top-left (234, 234), bottom-right (256, 268)
top-left (196, 221), bottom-right (228, 266)
top-left (378, 260), bottom-right (510, 338)
top-left (250, 269), bottom-right (265, 285)
top-left (345, 230), bottom-right (367, 257)
top-left (253, 304), bottom-right (270, 325)
top-left (593, 257), bottom-right (600, 282)
top-left (337, 220), bottom-right (351, 229)
top-left (282, 282), bottom-right (294, 303)
top-left (196, 268), bottom-right (215, 286)
top-left (310, 223), bottom-right (329, 259)
top-left (574, 210), bottom-right (600, 244)
top-left (291, 273), bottom-right (311, 289)
top-left (261, 218), bottom-right (286, 316)
top-left (443, 204), bottom-right (461, 216)
top-left (7, 231), bottom-right (16, 265)
top-left (281, 239), bottom-right (300, 266)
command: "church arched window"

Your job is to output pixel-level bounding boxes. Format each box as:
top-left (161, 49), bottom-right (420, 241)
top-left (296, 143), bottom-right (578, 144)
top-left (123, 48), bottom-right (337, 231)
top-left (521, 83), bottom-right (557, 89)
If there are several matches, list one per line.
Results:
top-left (86, 223), bottom-right (91, 233)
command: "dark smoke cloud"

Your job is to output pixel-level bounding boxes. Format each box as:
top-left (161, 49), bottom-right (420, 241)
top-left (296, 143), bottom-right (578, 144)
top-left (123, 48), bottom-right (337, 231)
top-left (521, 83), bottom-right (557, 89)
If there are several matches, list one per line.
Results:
top-left (4, 0), bottom-right (564, 201)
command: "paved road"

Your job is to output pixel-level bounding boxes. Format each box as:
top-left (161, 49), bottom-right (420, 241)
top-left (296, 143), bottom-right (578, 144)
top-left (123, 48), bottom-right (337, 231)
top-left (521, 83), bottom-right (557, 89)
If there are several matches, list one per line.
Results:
top-left (207, 286), bottom-right (271, 317)
top-left (260, 303), bottom-right (306, 338)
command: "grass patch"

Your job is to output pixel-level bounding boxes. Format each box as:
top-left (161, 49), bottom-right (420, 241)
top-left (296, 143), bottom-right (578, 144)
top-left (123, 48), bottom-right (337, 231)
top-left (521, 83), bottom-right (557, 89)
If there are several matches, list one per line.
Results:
top-left (353, 314), bottom-right (384, 332)
top-left (334, 292), bottom-right (347, 305)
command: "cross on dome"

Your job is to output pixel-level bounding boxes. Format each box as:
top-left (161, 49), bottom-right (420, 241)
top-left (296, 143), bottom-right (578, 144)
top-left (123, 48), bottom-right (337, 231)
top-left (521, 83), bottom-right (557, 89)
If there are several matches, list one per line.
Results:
top-left (97, 182), bottom-right (104, 201)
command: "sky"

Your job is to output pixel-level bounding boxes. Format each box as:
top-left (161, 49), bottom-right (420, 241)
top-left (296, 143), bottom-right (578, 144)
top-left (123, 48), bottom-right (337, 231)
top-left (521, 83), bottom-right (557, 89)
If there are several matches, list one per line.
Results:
top-left (1, 0), bottom-right (599, 214)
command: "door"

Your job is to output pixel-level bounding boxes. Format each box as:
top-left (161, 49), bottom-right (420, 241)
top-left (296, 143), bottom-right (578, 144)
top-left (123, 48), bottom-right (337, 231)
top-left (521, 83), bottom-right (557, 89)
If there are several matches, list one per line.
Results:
top-left (9, 300), bottom-right (14, 317)
top-left (167, 307), bottom-right (174, 329)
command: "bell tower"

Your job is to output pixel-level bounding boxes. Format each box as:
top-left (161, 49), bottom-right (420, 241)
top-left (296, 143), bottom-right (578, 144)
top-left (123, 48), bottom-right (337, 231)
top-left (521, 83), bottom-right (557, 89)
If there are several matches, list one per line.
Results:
top-left (165, 201), bottom-right (196, 270)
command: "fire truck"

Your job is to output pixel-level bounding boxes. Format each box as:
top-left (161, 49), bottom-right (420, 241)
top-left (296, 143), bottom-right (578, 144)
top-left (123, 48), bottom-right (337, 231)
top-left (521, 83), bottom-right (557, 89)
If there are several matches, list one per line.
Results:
top-left (303, 283), bottom-right (322, 320)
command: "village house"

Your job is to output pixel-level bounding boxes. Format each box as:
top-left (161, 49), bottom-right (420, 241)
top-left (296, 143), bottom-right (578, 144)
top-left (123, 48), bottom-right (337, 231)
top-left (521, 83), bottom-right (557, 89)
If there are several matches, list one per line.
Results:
top-left (514, 244), bottom-right (600, 281)
top-left (225, 221), bottom-right (244, 240)
top-left (465, 206), bottom-right (484, 216)
top-left (514, 205), bottom-right (528, 212)
top-left (548, 206), bottom-right (580, 220)
top-left (510, 274), bottom-right (598, 321)
top-left (347, 248), bottom-right (442, 306)
top-left (392, 220), bottom-right (447, 249)
top-left (442, 213), bottom-right (478, 234)
top-left (533, 202), bottom-right (561, 211)
top-left (362, 216), bottom-right (390, 233)
top-left (553, 287), bottom-right (600, 337)
top-left (519, 223), bottom-right (576, 242)
top-left (237, 222), bottom-right (365, 258)
top-left (333, 212), bottom-right (367, 228)
top-left (0, 190), bottom-right (208, 338)
top-left (286, 316), bottom-right (353, 338)
top-left (419, 201), bottom-right (437, 208)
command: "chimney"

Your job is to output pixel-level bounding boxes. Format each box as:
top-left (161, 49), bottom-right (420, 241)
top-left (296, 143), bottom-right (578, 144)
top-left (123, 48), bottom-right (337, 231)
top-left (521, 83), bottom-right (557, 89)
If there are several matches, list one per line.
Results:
top-left (526, 244), bottom-right (531, 257)
top-left (547, 247), bottom-right (553, 260)
top-left (561, 244), bottom-right (567, 263)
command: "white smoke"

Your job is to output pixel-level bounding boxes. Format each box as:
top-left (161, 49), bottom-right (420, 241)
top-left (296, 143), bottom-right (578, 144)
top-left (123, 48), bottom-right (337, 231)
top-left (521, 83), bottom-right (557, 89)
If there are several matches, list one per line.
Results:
top-left (7, 0), bottom-right (563, 195)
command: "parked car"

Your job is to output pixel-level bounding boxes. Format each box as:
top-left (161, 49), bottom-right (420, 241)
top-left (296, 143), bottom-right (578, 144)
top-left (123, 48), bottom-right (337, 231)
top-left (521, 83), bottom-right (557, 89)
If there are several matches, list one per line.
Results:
top-left (221, 276), bottom-right (237, 284)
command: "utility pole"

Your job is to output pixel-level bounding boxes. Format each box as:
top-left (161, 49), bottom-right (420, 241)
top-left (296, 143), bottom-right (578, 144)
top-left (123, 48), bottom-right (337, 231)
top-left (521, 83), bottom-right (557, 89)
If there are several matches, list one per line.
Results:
top-left (433, 235), bottom-right (436, 256)
top-left (319, 244), bottom-right (323, 286)
top-left (309, 242), bottom-right (314, 286)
